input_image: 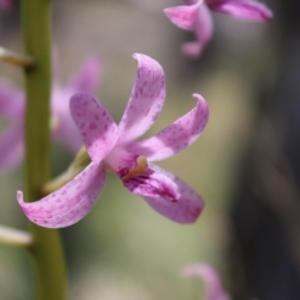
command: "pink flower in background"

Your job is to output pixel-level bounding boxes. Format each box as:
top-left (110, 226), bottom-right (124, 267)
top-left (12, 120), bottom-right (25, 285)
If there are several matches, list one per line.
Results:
top-left (0, 0), bottom-right (12, 11)
top-left (0, 56), bottom-right (101, 172)
top-left (165, 0), bottom-right (273, 57)
top-left (51, 56), bottom-right (102, 152)
top-left (182, 263), bottom-right (231, 300)
top-left (17, 53), bottom-right (209, 228)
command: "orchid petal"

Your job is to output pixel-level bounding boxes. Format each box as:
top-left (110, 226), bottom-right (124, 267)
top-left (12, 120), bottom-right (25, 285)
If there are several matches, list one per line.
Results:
top-left (118, 53), bottom-right (166, 144)
top-left (183, 3), bottom-right (214, 58)
top-left (70, 93), bottom-right (119, 162)
top-left (128, 94), bottom-right (208, 161)
top-left (208, 0), bottom-right (273, 21)
top-left (182, 263), bottom-right (231, 300)
top-left (123, 163), bottom-right (204, 224)
top-left (67, 56), bottom-right (102, 93)
top-left (164, 1), bottom-right (202, 31)
top-left (0, 124), bottom-right (23, 172)
top-left (0, 82), bottom-right (24, 119)
top-left (17, 162), bottom-right (106, 228)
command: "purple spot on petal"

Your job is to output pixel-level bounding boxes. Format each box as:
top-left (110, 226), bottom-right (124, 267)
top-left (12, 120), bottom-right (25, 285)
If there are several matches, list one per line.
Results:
top-left (89, 123), bottom-right (97, 130)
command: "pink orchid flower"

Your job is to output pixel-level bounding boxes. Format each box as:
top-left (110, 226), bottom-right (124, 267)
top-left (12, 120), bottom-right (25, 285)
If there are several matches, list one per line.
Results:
top-left (182, 263), bottom-right (231, 300)
top-left (165, 0), bottom-right (273, 57)
top-left (0, 0), bottom-right (12, 11)
top-left (0, 56), bottom-right (101, 172)
top-left (17, 53), bottom-right (209, 228)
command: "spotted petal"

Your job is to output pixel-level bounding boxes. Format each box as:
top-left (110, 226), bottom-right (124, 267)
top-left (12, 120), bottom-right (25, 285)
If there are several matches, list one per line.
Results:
top-left (0, 124), bottom-right (23, 172)
top-left (17, 162), bottom-right (106, 228)
top-left (182, 263), bottom-right (231, 300)
top-left (123, 163), bottom-right (204, 224)
top-left (164, 1), bottom-right (202, 30)
top-left (128, 94), bottom-right (208, 161)
top-left (208, 0), bottom-right (273, 21)
top-left (118, 53), bottom-right (166, 144)
top-left (70, 93), bottom-right (119, 162)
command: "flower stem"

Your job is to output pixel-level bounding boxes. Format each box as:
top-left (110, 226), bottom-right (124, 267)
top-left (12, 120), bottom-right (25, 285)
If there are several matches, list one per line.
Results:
top-left (21, 0), bottom-right (67, 299)
top-left (42, 147), bottom-right (91, 195)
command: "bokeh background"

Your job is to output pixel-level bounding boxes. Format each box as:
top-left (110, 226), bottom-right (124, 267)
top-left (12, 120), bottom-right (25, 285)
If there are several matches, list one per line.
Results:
top-left (1, 0), bottom-right (300, 299)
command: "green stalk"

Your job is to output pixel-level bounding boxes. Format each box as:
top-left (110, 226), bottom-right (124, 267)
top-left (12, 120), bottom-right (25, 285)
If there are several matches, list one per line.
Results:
top-left (21, 0), bottom-right (67, 299)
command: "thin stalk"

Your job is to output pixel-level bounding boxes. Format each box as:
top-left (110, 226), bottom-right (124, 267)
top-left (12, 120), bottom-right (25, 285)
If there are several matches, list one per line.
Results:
top-left (0, 46), bottom-right (34, 67)
top-left (21, 0), bottom-right (67, 299)
top-left (0, 225), bottom-right (32, 248)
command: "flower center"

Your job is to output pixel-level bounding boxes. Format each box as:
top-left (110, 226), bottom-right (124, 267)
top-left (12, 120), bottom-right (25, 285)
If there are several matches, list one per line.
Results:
top-left (104, 146), bottom-right (149, 179)
top-left (120, 156), bottom-right (148, 179)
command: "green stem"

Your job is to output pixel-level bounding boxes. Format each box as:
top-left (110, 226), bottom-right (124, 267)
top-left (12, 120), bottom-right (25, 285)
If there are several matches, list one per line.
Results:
top-left (21, 0), bottom-right (67, 299)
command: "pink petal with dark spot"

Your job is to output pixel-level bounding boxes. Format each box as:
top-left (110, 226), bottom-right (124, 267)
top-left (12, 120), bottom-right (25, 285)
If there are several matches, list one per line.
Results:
top-left (70, 93), bottom-right (119, 162)
top-left (164, 1), bottom-right (202, 31)
top-left (123, 168), bottom-right (180, 202)
top-left (208, 0), bottom-right (273, 21)
top-left (182, 263), bottom-right (231, 300)
top-left (128, 94), bottom-right (208, 161)
top-left (118, 53), bottom-right (166, 144)
top-left (17, 162), bottom-right (106, 228)
top-left (125, 163), bottom-right (204, 224)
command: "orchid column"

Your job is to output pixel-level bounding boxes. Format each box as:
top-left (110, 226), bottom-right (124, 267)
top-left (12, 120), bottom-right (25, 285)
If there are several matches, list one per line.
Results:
top-left (21, 0), bottom-right (66, 299)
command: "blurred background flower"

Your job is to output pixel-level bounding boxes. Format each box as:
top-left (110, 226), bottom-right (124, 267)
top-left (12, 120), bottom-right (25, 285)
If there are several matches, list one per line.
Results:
top-left (0, 0), bottom-right (12, 11)
top-left (0, 55), bottom-right (101, 172)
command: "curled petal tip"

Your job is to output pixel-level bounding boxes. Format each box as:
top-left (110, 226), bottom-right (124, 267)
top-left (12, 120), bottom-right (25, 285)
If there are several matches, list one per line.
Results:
top-left (193, 93), bottom-right (209, 112)
top-left (182, 263), bottom-right (231, 300)
top-left (164, 2), bottom-right (202, 31)
top-left (132, 53), bottom-right (151, 62)
top-left (193, 93), bottom-right (209, 126)
top-left (16, 190), bottom-right (23, 204)
top-left (132, 53), bottom-right (140, 60)
top-left (193, 93), bottom-right (203, 98)
top-left (17, 163), bottom-right (106, 228)
top-left (210, 0), bottom-right (273, 22)
top-left (129, 92), bottom-right (209, 162)
top-left (192, 93), bottom-right (207, 104)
